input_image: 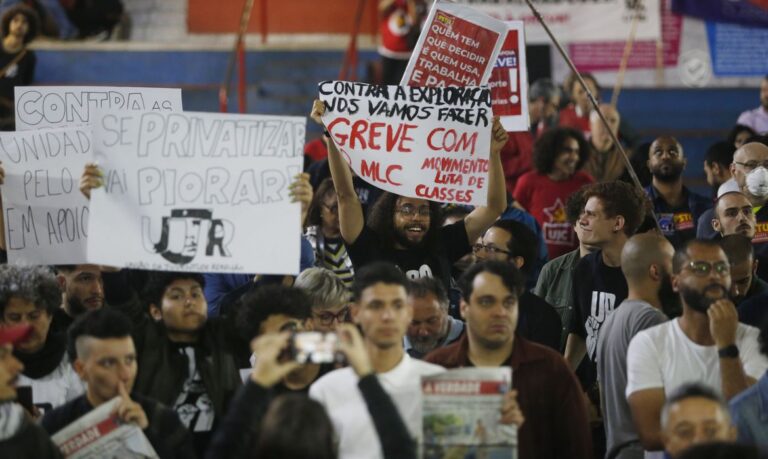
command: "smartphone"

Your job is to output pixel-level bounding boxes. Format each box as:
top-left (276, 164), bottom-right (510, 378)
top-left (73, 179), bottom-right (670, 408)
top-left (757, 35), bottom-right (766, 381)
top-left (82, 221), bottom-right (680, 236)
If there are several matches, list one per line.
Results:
top-left (289, 332), bottom-right (341, 364)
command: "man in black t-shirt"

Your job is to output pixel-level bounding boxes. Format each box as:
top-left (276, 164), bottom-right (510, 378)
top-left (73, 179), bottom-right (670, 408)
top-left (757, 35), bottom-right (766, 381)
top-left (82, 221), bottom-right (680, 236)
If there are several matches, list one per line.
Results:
top-left (564, 181), bottom-right (647, 372)
top-left (310, 99), bottom-right (510, 292)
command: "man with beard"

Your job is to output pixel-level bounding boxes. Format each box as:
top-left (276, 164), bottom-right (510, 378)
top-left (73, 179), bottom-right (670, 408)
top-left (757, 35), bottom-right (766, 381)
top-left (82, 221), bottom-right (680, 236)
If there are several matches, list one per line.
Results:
top-left (596, 233), bottom-right (675, 459)
top-left (727, 142), bottom-right (768, 279)
top-left (736, 76), bottom-right (768, 134)
top-left (310, 100), bottom-right (509, 293)
top-left (644, 136), bottom-right (711, 249)
top-left (404, 277), bottom-right (463, 359)
top-left (52, 265), bottom-right (105, 333)
top-left (625, 239), bottom-right (768, 454)
top-left (719, 235), bottom-right (768, 306)
top-left (711, 191), bottom-right (756, 239)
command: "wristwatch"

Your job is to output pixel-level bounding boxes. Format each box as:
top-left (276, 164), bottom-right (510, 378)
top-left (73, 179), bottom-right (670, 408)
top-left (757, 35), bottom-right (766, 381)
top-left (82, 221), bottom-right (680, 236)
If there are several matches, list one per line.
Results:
top-left (718, 344), bottom-right (739, 358)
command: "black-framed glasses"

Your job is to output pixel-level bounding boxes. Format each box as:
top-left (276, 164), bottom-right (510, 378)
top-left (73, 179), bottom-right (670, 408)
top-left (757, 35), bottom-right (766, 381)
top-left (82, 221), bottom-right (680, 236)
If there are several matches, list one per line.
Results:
top-left (733, 160), bottom-right (768, 171)
top-left (314, 307), bottom-right (350, 325)
top-left (684, 261), bottom-right (730, 277)
top-left (396, 205), bottom-right (430, 217)
top-left (472, 243), bottom-right (511, 255)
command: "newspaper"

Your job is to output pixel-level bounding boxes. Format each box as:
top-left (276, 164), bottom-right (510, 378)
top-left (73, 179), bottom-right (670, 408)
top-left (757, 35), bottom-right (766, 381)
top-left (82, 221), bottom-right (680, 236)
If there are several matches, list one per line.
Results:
top-left (422, 367), bottom-right (516, 459)
top-left (51, 397), bottom-right (159, 459)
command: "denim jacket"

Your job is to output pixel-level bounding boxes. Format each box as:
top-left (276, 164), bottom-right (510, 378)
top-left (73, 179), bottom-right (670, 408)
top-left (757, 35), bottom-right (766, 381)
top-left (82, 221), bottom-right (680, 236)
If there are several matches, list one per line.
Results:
top-left (730, 371), bottom-right (768, 446)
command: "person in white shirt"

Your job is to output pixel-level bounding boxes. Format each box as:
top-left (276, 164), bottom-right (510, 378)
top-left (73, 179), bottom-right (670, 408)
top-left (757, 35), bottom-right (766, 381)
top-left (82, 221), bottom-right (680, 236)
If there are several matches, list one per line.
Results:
top-left (736, 77), bottom-right (768, 135)
top-left (310, 262), bottom-right (445, 459)
top-left (625, 239), bottom-right (768, 454)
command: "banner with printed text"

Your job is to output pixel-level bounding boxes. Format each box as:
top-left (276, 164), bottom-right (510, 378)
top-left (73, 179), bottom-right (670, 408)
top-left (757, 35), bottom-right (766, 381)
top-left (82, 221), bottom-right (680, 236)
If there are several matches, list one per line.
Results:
top-left (401, 0), bottom-right (507, 87)
top-left (489, 21), bottom-right (528, 132)
top-left (87, 110), bottom-right (305, 274)
top-left (672, 0), bottom-right (768, 28)
top-left (452, 0), bottom-right (661, 44)
top-left (15, 86), bottom-right (183, 130)
top-left (319, 81), bottom-right (492, 206)
top-left (0, 126), bottom-right (92, 265)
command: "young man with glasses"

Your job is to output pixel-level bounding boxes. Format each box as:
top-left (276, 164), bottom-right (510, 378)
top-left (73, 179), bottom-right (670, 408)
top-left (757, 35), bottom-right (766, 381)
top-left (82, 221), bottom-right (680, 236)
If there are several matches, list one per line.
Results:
top-left (625, 239), bottom-right (768, 454)
top-left (729, 141), bottom-right (768, 280)
top-left (310, 100), bottom-right (509, 293)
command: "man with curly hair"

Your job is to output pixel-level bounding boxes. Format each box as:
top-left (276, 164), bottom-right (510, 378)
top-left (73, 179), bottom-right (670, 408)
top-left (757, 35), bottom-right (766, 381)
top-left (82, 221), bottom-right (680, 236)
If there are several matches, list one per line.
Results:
top-left (0, 265), bottom-right (84, 414)
top-left (513, 126), bottom-right (594, 259)
top-left (310, 100), bottom-right (509, 293)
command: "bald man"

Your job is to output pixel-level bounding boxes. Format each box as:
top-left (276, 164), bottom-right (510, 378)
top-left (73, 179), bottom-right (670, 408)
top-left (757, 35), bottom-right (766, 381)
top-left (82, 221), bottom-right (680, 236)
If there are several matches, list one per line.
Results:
top-left (597, 233), bottom-right (675, 459)
top-left (584, 104), bottom-right (627, 182)
top-left (644, 136), bottom-right (711, 249)
top-left (729, 142), bottom-right (768, 280)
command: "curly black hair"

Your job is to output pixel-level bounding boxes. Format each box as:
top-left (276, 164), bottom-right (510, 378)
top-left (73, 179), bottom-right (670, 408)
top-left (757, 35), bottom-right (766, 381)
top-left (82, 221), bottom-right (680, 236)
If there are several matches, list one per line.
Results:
top-left (532, 127), bottom-right (590, 175)
top-left (366, 192), bottom-right (443, 250)
top-left (1, 4), bottom-right (39, 44)
top-left (581, 181), bottom-right (647, 236)
top-left (0, 265), bottom-right (60, 317)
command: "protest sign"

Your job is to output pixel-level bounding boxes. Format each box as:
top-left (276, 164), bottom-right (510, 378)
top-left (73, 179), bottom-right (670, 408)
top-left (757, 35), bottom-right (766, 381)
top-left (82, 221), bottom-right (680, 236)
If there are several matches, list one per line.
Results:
top-left (319, 81), bottom-right (492, 206)
top-left (453, 0), bottom-right (661, 44)
top-left (14, 86), bottom-right (183, 130)
top-left (489, 21), bottom-right (528, 132)
top-left (0, 126), bottom-right (92, 265)
top-left (87, 109), bottom-right (305, 274)
top-left (422, 367), bottom-right (515, 459)
top-left (401, 0), bottom-right (507, 87)
top-left (51, 397), bottom-right (158, 459)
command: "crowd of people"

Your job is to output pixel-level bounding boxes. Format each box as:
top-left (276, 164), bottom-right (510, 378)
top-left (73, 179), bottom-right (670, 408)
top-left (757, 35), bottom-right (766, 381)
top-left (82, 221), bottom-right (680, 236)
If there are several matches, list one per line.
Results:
top-left (2, 3), bottom-right (768, 457)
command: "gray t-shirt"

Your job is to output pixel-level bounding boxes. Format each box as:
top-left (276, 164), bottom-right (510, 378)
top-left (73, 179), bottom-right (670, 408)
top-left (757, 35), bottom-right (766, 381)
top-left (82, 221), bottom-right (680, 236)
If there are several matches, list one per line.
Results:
top-left (596, 299), bottom-right (666, 459)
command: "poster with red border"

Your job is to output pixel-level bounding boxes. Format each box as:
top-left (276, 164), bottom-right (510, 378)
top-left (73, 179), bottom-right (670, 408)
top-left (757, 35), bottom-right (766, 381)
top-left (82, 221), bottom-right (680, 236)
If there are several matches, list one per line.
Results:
top-left (488, 21), bottom-right (528, 132)
top-left (401, 0), bottom-right (507, 88)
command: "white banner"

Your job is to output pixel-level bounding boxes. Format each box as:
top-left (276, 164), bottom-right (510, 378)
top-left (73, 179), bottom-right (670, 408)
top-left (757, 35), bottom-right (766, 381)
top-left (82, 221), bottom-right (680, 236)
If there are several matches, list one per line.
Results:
top-left (14, 86), bottom-right (183, 130)
top-left (319, 81), bottom-right (492, 206)
top-left (401, 0), bottom-right (508, 87)
top-left (490, 21), bottom-right (529, 132)
top-left (87, 109), bottom-right (305, 274)
top-left (453, 0), bottom-right (661, 44)
top-left (0, 126), bottom-right (92, 265)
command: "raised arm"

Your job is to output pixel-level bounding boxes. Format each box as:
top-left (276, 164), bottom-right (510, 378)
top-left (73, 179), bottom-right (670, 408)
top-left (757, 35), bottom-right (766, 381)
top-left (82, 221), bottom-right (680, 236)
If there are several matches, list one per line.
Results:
top-left (310, 99), bottom-right (364, 244)
top-left (463, 116), bottom-right (508, 242)
top-left (709, 299), bottom-right (757, 400)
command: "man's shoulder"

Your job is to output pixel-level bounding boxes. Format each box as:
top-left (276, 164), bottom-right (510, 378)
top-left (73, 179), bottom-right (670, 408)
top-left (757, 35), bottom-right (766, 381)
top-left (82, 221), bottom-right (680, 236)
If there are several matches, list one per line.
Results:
top-left (41, 395), bottom-right (88, 435)
top-left (424, 339), bottom-right (464, 368)
top-left (631, 320), bottom-right (673, 347)
top-left (409, 357), bottom-right (446, 376)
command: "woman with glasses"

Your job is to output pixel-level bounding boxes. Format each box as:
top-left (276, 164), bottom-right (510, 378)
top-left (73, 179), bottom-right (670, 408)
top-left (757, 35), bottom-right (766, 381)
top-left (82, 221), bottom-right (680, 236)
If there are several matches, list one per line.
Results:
top-left (305, 178), bottom-right (354, 287)
top-left (294, 267), bottom-right (351, 333)
top-left (513, 127), bottom-right (594, 260)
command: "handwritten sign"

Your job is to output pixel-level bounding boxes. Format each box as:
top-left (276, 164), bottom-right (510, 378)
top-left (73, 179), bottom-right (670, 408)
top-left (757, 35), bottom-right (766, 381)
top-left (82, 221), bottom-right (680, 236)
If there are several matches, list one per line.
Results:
top-left (0, 126), bottom-right (92, 265)
top-left (14, 86), bottom-right (183, 130)
top-left (87, 110), bottom-right (305, 274)
top-left (489, 21), bottom-right (528, 132)
top-left (319, 81), bottom-right (491, 206)
top-left (401, 0), bottom-right (506, 87)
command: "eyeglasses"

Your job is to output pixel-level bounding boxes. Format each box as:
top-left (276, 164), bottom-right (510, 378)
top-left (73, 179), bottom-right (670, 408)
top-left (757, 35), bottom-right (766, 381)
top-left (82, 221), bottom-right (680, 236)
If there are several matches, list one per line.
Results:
top-left (314, 307), bottom-right (349, 325)
top-left (684, 261), bottom-right (730, 277)
top-left (472, 243), bottom-right (511, 255)
top-left (322, 203), bottom-right (338, 214)
top-left (733, 160), bottom-right (768, 171)
top-left (396, 205), bottom-right (430, 217)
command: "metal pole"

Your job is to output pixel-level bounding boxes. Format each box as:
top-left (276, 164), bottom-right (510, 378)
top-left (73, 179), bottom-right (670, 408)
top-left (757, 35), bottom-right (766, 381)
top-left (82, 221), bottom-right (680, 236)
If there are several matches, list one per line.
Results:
top-left (523, 0), bottom-right (659, 230)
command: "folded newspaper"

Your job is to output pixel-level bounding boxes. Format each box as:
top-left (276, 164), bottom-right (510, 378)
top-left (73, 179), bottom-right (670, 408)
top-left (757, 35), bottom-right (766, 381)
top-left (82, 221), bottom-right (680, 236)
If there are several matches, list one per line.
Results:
top-left (51, 397), bottom-right (159, 459)
top-left (422, 367), bottom-right (517, 459)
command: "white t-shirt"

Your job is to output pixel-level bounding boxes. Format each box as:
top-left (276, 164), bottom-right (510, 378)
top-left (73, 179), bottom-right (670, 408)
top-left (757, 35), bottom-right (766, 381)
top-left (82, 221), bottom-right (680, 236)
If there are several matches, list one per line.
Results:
top-left (309, 353), bottom-right (444, 459)
top-left (626, 319), bottom-right (768, 398)
top-left (16, 354), bottom-right (84, 415)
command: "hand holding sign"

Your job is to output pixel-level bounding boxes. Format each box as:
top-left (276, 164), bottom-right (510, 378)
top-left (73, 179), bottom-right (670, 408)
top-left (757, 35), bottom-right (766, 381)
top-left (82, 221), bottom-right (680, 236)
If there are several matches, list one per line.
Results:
top-left (490, 116), bottom-right (509, 155)
top-left (79, 163), bottom-right (103, 200)
top-left (318, 81), bottom-right (493, 206)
